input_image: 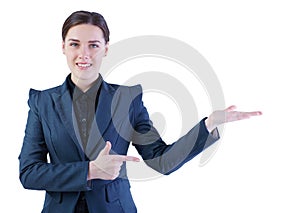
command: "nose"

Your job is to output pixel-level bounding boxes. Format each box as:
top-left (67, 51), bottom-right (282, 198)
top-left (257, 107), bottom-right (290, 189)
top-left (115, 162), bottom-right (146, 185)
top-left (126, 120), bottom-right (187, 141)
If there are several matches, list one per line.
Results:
top-left (78, 46), bottom-right (90, 60)
top-left (80, 55), bottom-right (89, 60)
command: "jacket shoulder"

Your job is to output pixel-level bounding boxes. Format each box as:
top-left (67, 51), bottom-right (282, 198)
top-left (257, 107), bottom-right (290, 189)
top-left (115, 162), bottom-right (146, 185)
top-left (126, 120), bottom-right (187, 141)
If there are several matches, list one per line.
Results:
top-left (105, 81), bottom-right (142, 97)
top-left (28, 84), bottom-right (63, 97)
top-left (27, 85), bottom-right (62, 109)
top-left (29, 84), bottom-right (61, 94)
top-left (105, 81), bottom-right (142, 91)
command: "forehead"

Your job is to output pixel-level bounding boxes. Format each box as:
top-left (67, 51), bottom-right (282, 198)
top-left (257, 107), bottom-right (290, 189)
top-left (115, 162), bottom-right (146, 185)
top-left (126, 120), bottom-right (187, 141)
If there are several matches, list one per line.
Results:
top-left (66, 24), bottom-right (104, 41)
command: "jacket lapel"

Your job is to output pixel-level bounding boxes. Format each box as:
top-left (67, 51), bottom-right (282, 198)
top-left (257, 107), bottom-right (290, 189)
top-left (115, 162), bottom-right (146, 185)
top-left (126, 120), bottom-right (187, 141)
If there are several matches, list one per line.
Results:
top-left (96, 81), bottom-right (122, 134)
top-left (51, 81), bottom-right (86, 160)
top-left (51, 79), bottom-right (121, 160)
top-left (85, 81), bottom-right (121, 159)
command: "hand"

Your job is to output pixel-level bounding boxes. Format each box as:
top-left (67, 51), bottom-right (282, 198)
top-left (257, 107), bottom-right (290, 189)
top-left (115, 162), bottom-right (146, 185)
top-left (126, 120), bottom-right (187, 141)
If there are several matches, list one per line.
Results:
top-left (205, 105), bottom-right (262, 132)
top-left (88, 141), bottom-right (140, 180)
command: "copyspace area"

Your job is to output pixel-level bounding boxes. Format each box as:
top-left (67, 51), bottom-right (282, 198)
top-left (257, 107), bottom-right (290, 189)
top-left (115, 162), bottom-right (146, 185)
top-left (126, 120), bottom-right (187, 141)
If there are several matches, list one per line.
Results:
top-left (1, 0), bottom-right (299, 212)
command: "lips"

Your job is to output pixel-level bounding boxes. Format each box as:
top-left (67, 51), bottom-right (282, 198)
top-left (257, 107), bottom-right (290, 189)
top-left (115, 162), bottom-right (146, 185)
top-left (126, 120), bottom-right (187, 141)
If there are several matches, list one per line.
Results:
top-left (76, 63), bottom-right (92, 68)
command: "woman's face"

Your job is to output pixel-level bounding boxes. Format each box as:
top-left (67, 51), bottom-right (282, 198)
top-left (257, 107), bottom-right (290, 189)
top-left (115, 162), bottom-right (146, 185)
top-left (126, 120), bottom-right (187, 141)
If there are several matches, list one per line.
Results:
top-left (62, 24), bottom-right (108, 86)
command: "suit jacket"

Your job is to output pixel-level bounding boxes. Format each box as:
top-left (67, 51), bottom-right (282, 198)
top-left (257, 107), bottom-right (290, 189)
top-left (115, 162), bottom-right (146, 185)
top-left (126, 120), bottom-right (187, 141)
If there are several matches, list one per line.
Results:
top-left (19, 75), bottom-right (219, 213)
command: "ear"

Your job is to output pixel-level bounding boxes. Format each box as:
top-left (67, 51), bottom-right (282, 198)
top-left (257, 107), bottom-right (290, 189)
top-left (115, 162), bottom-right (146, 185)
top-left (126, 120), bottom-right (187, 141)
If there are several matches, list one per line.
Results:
top-left (62, 41), bottom-right (65, 54)
top-left (104, 42), bottom-right (109, 56)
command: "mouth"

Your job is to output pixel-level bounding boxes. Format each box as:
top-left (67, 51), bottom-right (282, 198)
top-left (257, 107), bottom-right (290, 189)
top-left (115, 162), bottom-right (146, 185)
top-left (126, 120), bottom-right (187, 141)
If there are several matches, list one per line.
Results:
top-left (76, 63), bottom-right (92, 69)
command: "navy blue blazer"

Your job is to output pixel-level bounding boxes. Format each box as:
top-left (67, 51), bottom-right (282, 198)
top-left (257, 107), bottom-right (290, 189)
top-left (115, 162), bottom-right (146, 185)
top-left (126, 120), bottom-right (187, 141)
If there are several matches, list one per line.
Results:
top-left (19, 75), bottom-right (219, 213)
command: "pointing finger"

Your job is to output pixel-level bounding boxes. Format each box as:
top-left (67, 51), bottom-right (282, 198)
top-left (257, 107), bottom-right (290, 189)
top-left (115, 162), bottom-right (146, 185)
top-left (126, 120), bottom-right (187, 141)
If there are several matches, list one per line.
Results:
top-left (124, 156), bottom-right (140, 162)
top-left (112, 155), bottom-right (140, 162)
top-left (248, 111), bottom-right (263, 116)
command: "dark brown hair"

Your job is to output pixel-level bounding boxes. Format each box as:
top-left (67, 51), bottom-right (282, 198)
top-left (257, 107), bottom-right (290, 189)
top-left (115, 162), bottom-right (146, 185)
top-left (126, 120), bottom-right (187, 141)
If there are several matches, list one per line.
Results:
top-left (62, 10), bottom-right (110, 43)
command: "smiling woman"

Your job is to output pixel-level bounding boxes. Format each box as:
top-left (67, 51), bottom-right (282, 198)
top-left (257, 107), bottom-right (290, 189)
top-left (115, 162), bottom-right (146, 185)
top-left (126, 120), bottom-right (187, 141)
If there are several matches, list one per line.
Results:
top-left (62, 24), bottom-right (109, 92)
top-left (18, 10), bottom-right (262, 213)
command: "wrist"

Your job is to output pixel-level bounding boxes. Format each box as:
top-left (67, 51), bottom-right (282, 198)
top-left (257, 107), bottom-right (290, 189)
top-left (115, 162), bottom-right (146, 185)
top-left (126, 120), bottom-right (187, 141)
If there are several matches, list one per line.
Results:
top-left (205, 117), bottom-right (214, 133)
top-left (87, 161), bottom-right (95, 180)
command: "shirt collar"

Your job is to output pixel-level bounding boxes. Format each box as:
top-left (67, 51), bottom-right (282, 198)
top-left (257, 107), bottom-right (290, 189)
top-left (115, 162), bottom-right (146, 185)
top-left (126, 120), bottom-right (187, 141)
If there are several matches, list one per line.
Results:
top-left (67, 74), bottom-right (103, 100)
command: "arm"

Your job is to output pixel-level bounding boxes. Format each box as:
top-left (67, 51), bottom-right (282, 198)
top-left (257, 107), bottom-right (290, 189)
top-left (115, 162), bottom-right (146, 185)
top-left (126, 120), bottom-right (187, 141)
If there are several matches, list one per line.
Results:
top-left (131, 87), bottom-right (262, 175)
top-left (19, 90), bottom-right (90, 192)
top-left (130, 86), bottom-right (219, 175)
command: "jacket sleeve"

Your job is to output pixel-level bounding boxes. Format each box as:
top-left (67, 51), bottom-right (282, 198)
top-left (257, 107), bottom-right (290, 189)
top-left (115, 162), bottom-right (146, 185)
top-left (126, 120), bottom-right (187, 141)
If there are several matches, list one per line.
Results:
top-left (130, 85), bottom-right (220, 175)
top-left (18, 89), bottom-right (91, 192)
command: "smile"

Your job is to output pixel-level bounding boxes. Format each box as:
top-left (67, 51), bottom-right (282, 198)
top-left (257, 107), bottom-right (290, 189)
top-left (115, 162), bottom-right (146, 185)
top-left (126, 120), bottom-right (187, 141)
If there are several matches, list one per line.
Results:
top-left (76, 63), bottom-right (92, 68)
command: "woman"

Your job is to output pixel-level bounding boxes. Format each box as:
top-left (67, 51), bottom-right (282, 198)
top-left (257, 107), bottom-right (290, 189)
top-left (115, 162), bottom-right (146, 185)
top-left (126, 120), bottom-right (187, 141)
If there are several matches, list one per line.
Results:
top-left (19, 10), bottom-right (262, 213)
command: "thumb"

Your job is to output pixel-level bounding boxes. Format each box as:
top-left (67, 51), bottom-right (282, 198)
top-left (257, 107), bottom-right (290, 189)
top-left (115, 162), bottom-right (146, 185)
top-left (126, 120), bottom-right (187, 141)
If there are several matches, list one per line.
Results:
top-left (100, 141), bottom-right (111, 156)
top-left (225, 105), bottom-right (237, 112)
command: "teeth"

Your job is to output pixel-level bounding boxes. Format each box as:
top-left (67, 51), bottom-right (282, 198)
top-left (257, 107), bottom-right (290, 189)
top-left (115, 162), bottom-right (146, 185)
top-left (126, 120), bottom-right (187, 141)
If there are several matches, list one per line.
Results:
top-left (77, 63), bottom-right (91, 68)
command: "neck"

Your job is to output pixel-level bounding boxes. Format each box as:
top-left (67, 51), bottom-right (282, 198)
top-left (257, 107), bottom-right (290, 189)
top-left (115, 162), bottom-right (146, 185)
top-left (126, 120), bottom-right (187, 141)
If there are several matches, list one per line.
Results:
top-left (71, 74), bottom-right (99, 92)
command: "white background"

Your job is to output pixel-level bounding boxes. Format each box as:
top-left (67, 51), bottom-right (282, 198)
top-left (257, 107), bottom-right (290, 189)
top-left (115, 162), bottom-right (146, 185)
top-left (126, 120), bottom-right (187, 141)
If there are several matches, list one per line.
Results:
top-left (1, 0), bottom-right (299, 212)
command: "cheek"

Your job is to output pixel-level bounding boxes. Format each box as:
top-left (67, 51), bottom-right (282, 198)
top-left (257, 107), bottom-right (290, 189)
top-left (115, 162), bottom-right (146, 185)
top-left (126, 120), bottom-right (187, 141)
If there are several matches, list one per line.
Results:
top-left (65, 52), bottom-right (77, 61)
top-left (91, 52), bottom-right (103, 62)
top-left (92, 56), bottom-right (104, 66)
top-left (97, 47), bottom-right (107, 54)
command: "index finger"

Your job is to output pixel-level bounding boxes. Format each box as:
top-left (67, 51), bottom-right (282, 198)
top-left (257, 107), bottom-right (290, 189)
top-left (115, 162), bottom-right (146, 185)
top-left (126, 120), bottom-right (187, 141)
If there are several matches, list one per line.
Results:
top-left (112, 155), bottom-right (140, 162)
top-left (124, 156), bottom-right (140, 162)
top-left (247, 111), bottom-right (263, 116)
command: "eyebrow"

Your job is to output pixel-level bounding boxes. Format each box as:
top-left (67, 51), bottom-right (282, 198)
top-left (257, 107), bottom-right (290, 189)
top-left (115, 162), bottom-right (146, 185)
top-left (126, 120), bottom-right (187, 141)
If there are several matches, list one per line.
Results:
top-left (67, 39), bottom-right (103, 43)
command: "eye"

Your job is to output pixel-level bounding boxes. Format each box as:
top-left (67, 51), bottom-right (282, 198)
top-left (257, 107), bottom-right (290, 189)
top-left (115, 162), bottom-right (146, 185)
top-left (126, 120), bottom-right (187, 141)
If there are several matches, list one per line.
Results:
top-left (70, 42), bottom-right (79, 47)
top-left (90, 44), bottom-right (99, 48)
